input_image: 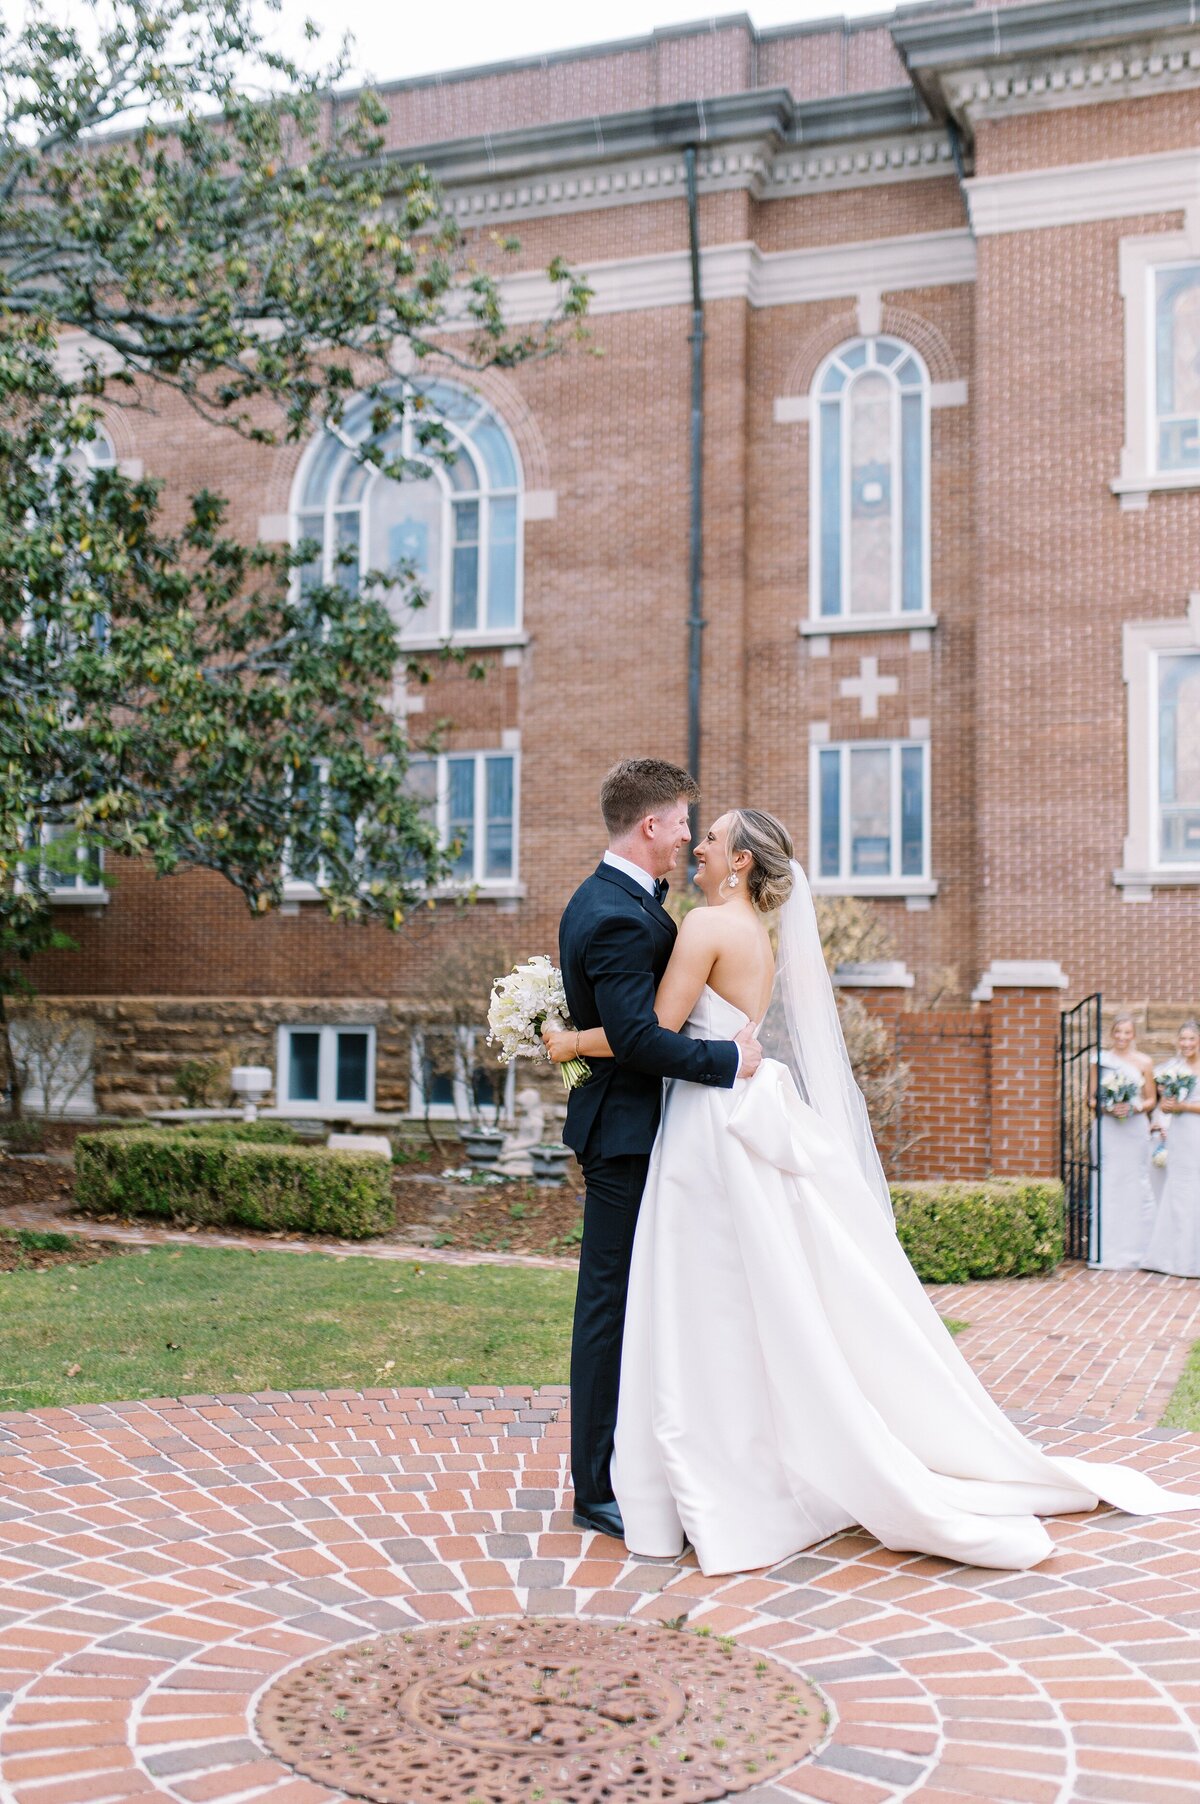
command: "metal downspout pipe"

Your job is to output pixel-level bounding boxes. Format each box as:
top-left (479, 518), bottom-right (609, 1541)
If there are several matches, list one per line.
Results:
top-left (684, 143), bottom-right (705, 840)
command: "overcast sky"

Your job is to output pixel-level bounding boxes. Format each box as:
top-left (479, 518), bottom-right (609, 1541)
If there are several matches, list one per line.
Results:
top-left (270, 2), bottom-right (890, 86)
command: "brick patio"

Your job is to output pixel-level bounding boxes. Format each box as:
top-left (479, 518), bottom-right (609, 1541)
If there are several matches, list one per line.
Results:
top-left (3, 1264), bottom-right (1200, 1804)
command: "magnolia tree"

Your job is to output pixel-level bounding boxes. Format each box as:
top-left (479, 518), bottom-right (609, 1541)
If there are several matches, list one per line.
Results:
top-left (0, 0), bottom-right (589, 1110)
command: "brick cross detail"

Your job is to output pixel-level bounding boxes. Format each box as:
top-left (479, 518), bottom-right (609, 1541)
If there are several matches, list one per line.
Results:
top-left (839, 655), bottom-right (899, 720)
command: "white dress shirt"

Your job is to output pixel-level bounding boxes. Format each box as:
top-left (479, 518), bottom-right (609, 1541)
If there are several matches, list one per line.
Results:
top-left (600, 850), bottom-right (744, 1074)
top-left (602, 848), bottom-right (658, 897)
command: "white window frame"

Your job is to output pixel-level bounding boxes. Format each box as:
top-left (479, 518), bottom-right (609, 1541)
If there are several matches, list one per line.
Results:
top-left (1115, 594), bottom-right (1200, 897)
top-left (16, 822), bottom-right (108, 907)
top-left (408, 1026), bottom-right (516, 1123)
top-left (808, 737), bottom-right (937, 899)
top-left (274, 1024), bottom-right (376, 1115)
top-left (289, 383), bottom-right (525, 649)
top-left (407, 748), bottom-right (521, 893)
top-left (808, 336), bottom-right (932, 628)
top-left (1114, 212), bottom-right (1200, 508)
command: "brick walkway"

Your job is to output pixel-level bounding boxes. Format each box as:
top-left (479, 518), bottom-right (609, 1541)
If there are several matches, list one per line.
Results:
top-left (2, 1265), bottom-right (1200, 1804)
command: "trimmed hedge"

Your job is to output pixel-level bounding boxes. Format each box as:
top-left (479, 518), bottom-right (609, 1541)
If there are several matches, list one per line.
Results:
top-left (74, 1132), bottom-right (392, 1239)
top-left (890, 1179), bottom-right (1064, 1283)
top-left (158, 1120), bottom-right (299, 1144)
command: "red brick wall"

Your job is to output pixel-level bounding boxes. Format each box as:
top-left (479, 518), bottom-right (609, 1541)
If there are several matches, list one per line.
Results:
top-left (894, 1011), bottom-right (992, 1181)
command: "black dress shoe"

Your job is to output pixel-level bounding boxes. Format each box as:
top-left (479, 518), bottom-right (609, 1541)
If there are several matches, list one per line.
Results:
top-left (572, 1501), bottom-right (625, 1540)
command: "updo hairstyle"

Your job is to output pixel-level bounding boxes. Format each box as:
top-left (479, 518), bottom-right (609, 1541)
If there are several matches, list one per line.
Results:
top-left (725, 809), bottom-right (795, 913)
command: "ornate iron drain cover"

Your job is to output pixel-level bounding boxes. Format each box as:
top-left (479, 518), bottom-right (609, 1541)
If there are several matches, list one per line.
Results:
top-left (256, 1617), bottom-right (825, 1802)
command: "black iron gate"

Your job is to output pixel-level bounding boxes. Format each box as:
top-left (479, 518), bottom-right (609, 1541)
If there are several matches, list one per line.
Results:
top-left (1060, 993), bottom-right (1101, 1261)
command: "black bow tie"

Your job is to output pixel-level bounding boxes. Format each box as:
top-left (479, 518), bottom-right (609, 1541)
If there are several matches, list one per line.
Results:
top-left (653, 878), bottom-right (669, 905)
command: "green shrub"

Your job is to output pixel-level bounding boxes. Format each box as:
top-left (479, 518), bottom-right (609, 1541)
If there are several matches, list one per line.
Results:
top-left (890, 1179), bottom-right (1064, 1283)
top-left (74, 1132), bottom-right (392, 1239)
top-left (164, 1119), bottom-right (298, 1144)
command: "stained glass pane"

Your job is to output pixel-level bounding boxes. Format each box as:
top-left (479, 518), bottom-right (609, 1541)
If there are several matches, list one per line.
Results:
top-left (848, 371), bottom-right (893, 616)
top-left (849, 746), bottom-right (892, 877)
top-left (300, 432), bottom-right (345, 508)
top-left (472, 418), bottom-right (518, 489)
top-left (446, 443), bottom-right (481, 492)
top-left (819, 748), bottom-right (840, 878)
top-left (421, 381), bottom-right (481, 424)
top-left (1156, 266), bottom-right (1200, 471)
top-left (487, 497), bottom-right (518, 629)
top-left (288, 1031), bottom-right (321, 1103)
top-left (901, 392), bottom-right (923, 612)
top-left (334, 510), bottom-right (360, 596)
top-left (447, 757), bottom-right (475, 877)
top-left (484, 756), bottom-right (514, 880)
top-left (296, 510), bottom-right (325, 596)
top-left (371, 468), bottom-right (442, 628)
top-left (335, 1031), bottom-right (370, 1104)
top-left (819, 401), bottom-right (842, 616)
top-left (901, 746), bottom-right (925, 877)
top-left (1158, 652), bottom-right (1200, 862)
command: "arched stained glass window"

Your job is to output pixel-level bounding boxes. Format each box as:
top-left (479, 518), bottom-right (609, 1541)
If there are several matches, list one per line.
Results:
top-left (811, 337), bottom-right (929, 620)
top-left (292, 381), bottom-right (522, 639)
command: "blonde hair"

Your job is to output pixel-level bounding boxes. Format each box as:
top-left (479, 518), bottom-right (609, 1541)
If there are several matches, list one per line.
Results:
top-left (725, 809), bottom-right (795, 913)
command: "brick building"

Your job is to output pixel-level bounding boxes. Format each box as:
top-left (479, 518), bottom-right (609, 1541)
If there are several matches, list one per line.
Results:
top-left (25, 0), bottom-right (1200, 1171)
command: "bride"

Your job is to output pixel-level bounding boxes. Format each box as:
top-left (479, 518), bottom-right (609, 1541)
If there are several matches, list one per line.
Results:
top-left (545, 808), bottom-right (1200, 1575)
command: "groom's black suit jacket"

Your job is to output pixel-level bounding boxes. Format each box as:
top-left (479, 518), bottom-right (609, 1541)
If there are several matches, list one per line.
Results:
top-left (559, 861), bottom-right (740, 1159)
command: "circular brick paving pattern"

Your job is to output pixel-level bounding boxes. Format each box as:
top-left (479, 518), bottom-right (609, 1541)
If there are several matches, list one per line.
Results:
top-left (255, 1618), bottom-right (826, 1799)
top-left (3, 1266), bottom-right (1200, 1804)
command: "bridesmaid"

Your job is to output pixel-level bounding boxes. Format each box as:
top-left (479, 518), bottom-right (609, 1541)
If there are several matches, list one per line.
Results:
top-left (1144, 1020), bottom-right (1200, 1278)
top-left (1088, 1013), bottom-right (1156, 1269)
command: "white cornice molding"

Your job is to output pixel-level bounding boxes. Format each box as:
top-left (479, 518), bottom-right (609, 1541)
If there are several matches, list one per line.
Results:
top-left (485, 230), bottom-right (976, 327)
top-left (966, 147), bottom-right (1200, 236)
top-left (943, 32), bottom-right (1200, 128)
top-left (444, 130), bottom-right (956, 225)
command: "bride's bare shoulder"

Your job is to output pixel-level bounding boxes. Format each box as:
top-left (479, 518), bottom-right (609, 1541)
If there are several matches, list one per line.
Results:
top-left (678, 906), bottom-right (765, 949)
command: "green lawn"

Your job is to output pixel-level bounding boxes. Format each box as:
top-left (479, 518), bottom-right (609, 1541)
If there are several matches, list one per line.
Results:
top-left (0, 1245), bottom-right (576, 1411)
top-left (1160, 1342), bottom-right (1200, 1431)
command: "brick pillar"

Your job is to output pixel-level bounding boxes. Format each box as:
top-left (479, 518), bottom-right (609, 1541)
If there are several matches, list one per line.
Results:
top-left (973, 960), bottom-right (1068, 1178)
top-left (833, 961), bottom-right (915, 1043)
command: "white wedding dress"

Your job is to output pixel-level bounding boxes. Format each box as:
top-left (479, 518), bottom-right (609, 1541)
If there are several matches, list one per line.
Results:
top-left (611, 983), bottom-right (1200, 1576)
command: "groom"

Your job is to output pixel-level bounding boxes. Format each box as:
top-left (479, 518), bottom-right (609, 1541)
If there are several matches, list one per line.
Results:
top-left (558, 758), bottom-right (762, 1538)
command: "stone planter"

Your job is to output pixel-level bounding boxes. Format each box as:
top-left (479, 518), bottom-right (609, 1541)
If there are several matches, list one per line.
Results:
top-left (529, 1142), bottom-right (573, 1186)
top-left (459, 1126), bottom-right (506, 1172)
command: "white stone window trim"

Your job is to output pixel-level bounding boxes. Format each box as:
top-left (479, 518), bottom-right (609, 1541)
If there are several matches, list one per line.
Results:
top-left (808, 336), bottom-right (932, 626)
top-left (1114, 207), bottom-right (1200, 510)
top-left (275, 1023), bottom-right (377, 1114)
top-left (799, 612), bottom-right (939, 641)
top-left (408, 1026), bottom-right (516, 1123)
top-left (807, 737), bottom-right (937, 899)
top-left (289, 384), bottom-right (525, 643)
top-left (1114, 594), bottom-right (1200, 899)
top-left (15, 824), bottom-right (109, 908)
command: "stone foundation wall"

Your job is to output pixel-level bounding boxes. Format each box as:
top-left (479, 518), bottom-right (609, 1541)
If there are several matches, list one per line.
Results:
top-left (8, 996), bottom-right (568, 1125)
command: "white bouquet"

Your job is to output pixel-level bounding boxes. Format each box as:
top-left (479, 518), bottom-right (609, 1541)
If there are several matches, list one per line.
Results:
top-left (487, 955), bottom-right (591, 1092)
top-left (1156, 1064), bottom-right (1197, 1103)
top-left (1097, 1069), bottom-right (1140, 1111)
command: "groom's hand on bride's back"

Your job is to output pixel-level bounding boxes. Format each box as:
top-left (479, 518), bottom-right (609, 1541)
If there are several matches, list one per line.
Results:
top-left (734, 1022), bottom-right (763, 1078)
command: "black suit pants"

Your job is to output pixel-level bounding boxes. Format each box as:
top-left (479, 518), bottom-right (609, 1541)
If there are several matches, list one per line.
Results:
top-left (569, 1149), bottom-right (651, 1512)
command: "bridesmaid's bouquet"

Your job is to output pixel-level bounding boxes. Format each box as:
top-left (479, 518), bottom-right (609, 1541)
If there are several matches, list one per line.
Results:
top-left (1156, 1065), bottom-right (1197, 1103)
top-left (487, 956), bottom-right (592, 1092)
top-left (1097, 1069), bottom-right (1140, 1112)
